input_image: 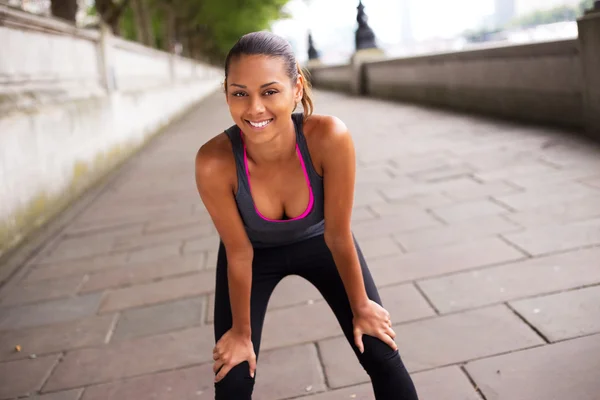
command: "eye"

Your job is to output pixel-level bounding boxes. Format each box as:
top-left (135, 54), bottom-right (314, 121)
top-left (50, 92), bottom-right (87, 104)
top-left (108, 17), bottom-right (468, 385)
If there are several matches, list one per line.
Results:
top-left (232, 92), bottom-right (247, 97)
top-left (264, 89), bottom-right (278, 96)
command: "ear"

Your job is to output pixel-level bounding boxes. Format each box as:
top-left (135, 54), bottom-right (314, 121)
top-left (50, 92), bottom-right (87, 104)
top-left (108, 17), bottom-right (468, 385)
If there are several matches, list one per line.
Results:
top-left (294, 75), bottom-right (303, 103)
top-left (223, 80), bottom-right (230, 105)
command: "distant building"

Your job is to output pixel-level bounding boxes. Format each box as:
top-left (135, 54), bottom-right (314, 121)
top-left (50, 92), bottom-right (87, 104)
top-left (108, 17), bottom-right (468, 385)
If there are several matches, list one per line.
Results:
top-left (516, 0), bottom-right (582, 16)
top-left (399, 0), bottom-right (413, 45)
top-left (494, 0), bottom-right (516, 28)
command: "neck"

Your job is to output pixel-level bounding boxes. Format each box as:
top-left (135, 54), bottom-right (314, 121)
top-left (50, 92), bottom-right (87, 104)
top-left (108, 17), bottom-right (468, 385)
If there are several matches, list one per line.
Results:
top-left (243, 117), bottom-right (296, 165)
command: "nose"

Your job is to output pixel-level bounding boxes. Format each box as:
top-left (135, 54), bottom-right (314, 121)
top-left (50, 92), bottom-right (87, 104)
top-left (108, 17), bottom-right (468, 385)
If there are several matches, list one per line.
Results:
top-left (247, 95), bottom-right (265, 115)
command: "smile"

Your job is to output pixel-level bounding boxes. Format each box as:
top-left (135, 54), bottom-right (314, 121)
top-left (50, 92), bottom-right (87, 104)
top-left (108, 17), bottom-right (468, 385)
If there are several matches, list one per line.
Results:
top-left (246, 119), bottom-right (273, 129)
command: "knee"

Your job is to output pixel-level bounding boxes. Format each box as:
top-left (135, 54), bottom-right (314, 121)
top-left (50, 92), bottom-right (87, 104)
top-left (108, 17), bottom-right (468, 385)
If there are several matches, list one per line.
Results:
top-left (214, 362), bottom-right (255, 400)
top-left (358, 336), bottom-right (406, 375)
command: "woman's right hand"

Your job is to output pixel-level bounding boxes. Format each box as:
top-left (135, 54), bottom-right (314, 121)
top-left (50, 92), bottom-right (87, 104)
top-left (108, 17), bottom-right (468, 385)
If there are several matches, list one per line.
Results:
top-left (213, 329), bottom-right (257, 382)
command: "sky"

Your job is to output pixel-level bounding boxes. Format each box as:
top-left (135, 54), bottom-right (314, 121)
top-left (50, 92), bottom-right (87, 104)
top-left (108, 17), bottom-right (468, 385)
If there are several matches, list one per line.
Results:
top-left (272, 0), bottom-right (496, 59)
top-left (271, 0), bottom-right (582, 62)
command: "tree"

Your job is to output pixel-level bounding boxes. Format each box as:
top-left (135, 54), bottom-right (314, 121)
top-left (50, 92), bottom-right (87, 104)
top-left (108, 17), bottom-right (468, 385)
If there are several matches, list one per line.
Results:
top-left (83, 0), bottom-right (289, 62)
top-left (155, 0), bottom-right (289, 61)
top-left (508, 0), bottom-right (595, 29)
top-left (578, 0), bottom-right (594, 14)
top-left (50, 0), bottom-right (78, 22)
top-left (197, 0), bottom-right (289, 59)
top-left (130, 0), bottom-right (155, 46)
top-left (96, 0), bottom-right (130, 34)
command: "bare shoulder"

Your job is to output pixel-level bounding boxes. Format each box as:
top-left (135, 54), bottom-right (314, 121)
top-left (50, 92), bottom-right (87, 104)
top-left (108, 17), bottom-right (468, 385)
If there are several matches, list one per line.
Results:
top-left (304, 114), bottom-right (350, 146)
top-left (303, 114), bottom-right (353, 161)
top-left (302, 114), bottom-right (354, 176)
top-left (195, 132), bottom-right (236, 188)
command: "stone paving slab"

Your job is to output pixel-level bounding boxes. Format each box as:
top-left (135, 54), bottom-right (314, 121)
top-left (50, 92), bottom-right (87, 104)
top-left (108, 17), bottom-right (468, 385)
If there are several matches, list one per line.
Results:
top-left (24, 253), bottom-right (130, 281)
top-left (417, 246), bottom-right (600, 313)
top-left (0, 354), bottom-right (60, 399)
top-left (509, 285), bottom-right (600, 342)
top-left (37, 389), bottom-right (84, 400)
top-left (97, 269), bottom-right (215, 313)
top-left (317, 305), bottom-right (543, 387)
top-left (369, 237), bottom-right (526, 286)
top-left (111, 296), bottom-right (205, 341)
top-left (0, 275), bottom-right (84, 306)
top-left (502, 216), bottom-right (600, 256)
top-left (502, 194), bottom-right (600, 227)
top-left (465, 333), bottom-right (600, 400)
top-left (0, 314), bottom-right (115, 362)
top-left (1, 90), bottom-right (600, 399)
top-left (0, 293), bottom-right (102, 331)
top-left (300, 366), bottom-right (481, 400)
top-left (43, 325), bottom-right (215, 392)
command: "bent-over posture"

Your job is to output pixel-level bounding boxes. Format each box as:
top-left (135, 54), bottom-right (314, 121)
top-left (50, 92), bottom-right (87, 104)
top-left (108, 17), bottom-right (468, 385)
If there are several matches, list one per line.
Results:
top-left (195, 31), bottom-right (419, 400)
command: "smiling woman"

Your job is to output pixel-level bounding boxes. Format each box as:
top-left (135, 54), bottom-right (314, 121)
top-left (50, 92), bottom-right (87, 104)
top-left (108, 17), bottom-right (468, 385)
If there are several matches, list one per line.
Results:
top-left (194, 31), bottom-right (419, 400)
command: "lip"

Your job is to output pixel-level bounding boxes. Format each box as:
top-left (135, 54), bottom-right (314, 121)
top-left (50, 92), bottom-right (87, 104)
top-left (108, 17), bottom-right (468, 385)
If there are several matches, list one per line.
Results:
top-left (245, 118), bottom-right (274, 130)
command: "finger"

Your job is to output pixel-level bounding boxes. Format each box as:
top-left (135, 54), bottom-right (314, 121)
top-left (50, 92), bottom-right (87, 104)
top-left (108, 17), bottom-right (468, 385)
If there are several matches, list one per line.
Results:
top-left (379, 332), bottom-right (398, 351)
top-left (215, 363), bottom-right (233, 383)
top-left (249, 355), bottom-right (257, 378)
top-left (386, 326), bottom-right (396, 339)
top-left (213, 359), bottom-right (224, 374)
top-left (213, 352), bottom-right (220, 361)
top-left (354, 330), bottom-right (364, 354)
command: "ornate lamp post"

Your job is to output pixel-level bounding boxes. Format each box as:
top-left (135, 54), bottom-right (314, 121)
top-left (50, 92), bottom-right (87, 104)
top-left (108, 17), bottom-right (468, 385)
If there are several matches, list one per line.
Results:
top-left (355, 0), bottom-right (377, 50)
top-left (308, 32), bottom-right (319, 60)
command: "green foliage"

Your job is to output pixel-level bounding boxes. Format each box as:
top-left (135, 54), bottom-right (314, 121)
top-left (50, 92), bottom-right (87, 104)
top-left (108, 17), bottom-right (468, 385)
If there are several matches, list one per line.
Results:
top-left (150, 6), bottom-right (166, 49)
top-left (509, 5), bottom-right (576, 28)
top-left (86, 4), bottom-right (97, 16)
top-left (85, 0), bottom-right (289, 60)
top-left (578, 0), bottom-right (595, 14)
top-left (194, 0), bottom-right (290, 59)
top-left (119, 5), bottom-right (137, 41)
top-left (464, 27), bottom-right (502, 43)
top-left (509, 0), bottom-right (594, 28)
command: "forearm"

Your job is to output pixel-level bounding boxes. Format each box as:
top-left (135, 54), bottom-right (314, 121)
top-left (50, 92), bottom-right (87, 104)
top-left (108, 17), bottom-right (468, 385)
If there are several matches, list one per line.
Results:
top-left (325, 232), bottom-right (370, 314)
top-left (226, 254), bottom-right (253, 336)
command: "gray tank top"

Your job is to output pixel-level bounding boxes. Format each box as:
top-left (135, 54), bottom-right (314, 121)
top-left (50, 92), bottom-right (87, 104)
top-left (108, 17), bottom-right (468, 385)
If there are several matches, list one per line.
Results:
top-left (224, 113), bottom-right (325, 248)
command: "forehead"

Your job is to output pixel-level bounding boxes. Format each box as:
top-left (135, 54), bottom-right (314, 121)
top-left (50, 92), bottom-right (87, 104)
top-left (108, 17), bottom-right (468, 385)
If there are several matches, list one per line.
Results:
top-left (227, 54), bottom-right (289, 84)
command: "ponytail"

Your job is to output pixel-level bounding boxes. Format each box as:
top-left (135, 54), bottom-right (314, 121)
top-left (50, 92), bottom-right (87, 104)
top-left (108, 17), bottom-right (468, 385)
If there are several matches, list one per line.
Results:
top-left (296, 62), bottom-right (314, 118)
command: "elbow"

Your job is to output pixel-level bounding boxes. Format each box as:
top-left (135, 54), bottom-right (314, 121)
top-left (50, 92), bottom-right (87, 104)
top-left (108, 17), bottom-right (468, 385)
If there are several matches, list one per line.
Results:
top-left (225, 244), bottom-right (254, 267)
top-left (324, 229), bottom-right (353, 251)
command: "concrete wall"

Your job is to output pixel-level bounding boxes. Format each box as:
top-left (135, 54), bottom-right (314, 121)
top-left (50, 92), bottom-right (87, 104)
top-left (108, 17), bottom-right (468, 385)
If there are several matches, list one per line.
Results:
top-left (0, 5), bottom-right (222, 256)
top-left (309, 11), bottom-right (600, 134)
top-left (364, 40), bottom-right (582, 128)
top-left (577, 9), bottom-right (600, 138)
top-left (309, 64), bottom-right (354, 93)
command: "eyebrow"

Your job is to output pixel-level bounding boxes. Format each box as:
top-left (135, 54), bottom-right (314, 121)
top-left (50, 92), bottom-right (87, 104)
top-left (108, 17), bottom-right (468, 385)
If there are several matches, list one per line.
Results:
top-left (229, 81), bottom-right (279, 89)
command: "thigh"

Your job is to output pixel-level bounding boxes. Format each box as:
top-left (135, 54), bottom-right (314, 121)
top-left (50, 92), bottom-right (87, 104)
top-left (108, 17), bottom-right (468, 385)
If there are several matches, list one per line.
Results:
top-left (213, 242), bottom-right (286, 356)
top-left (291, 236), bottom-right (418, 399)
top-left (291, 235), bottom-right (385, 351)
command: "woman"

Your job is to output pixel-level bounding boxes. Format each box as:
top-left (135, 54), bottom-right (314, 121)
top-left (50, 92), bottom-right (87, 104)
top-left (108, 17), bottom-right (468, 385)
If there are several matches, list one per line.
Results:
top-left (195, 31), bottom-right (419, 400)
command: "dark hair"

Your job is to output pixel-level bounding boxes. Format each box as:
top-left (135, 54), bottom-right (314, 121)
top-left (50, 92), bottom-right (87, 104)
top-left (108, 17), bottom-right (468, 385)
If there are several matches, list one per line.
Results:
top-left (224, 31), bottom-right (314, 117)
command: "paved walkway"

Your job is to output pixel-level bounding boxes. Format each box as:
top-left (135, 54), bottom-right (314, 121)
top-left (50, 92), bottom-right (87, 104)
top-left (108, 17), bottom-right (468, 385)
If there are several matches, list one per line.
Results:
top-left (1, 90), bottom-right (600, 400)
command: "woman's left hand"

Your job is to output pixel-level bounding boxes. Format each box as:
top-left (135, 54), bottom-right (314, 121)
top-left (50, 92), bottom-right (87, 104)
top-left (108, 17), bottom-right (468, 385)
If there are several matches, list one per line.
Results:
top-left (352, 300), bottom-right (398, 353)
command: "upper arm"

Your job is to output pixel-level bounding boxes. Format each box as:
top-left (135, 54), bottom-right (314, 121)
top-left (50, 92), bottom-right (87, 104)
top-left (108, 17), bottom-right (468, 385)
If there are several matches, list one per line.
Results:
top-left (318, 116), bottom-right (356, 242)
top-left (195, 136), bottom-right (253, 261)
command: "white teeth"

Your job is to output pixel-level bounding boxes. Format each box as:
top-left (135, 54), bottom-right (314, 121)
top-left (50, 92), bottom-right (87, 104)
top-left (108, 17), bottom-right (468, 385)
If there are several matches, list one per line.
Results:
top-left (248, 119), bottom-right (272, 128)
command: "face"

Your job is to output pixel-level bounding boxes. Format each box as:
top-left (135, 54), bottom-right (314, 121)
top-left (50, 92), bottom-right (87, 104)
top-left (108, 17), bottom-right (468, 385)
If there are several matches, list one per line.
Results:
top-left (225, 54), bottom-right (303, 144)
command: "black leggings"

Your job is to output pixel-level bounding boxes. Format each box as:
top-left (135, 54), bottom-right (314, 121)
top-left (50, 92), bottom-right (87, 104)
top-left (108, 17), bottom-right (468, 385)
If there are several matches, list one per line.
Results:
top-left (213, 234), bottom-right (419, 399)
